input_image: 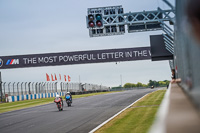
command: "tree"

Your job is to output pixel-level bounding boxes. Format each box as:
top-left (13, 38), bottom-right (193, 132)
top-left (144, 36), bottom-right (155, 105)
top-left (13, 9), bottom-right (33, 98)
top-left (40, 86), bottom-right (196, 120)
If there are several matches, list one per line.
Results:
top-left (136, 82), bottom-right (143, 87)
top-left (123, 80), bottom-right (170, 88)
top-left (124, 83), bottom-right (132, 88)
top-left (148, 80), bottom-right (154, 86)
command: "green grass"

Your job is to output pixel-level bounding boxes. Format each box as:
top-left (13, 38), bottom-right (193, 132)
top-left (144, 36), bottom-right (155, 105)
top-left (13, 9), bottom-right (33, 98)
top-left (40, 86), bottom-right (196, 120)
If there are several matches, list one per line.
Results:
top-left (96, 90), bottom-right (166, 133)
top-left (0, 91), bottom-right (121, 113)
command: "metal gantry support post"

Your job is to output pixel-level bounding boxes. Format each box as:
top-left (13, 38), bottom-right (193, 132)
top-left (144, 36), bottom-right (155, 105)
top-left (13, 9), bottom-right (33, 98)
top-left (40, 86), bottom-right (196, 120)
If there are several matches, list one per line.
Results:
top-left (0, 72), bottom-right (2, 102)
top-left (160, 0), bottom-right (176, 68)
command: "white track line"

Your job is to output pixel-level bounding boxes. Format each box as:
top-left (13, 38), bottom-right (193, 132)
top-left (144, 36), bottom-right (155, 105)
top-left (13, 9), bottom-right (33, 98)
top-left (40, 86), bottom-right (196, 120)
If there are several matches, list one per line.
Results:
top-left (89, 93), bottom-right (150, 133)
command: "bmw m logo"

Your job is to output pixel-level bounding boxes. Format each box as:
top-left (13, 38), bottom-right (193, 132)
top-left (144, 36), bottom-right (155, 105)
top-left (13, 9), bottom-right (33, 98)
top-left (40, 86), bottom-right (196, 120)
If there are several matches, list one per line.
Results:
top-left (0, 58), bottom-right (3, 67)
top-left (6, 59), bottom-right (19, 65)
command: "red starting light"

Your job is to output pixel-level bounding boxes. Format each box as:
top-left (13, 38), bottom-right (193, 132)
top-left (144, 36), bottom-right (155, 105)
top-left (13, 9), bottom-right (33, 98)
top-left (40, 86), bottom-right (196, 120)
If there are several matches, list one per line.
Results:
top-left (89, 21), bottom-right (95, 27)
top-left (96, 20), bottom-right (102, 27)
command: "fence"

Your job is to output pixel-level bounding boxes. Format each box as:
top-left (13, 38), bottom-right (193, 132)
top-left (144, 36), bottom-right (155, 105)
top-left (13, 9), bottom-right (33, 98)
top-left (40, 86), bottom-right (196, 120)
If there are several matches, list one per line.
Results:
top-left (173, 0), bottom-right (200, 107)
top-left (111, 87), bottom-right (148, 91)
top-left (0, 82), bottom-right (110, 102)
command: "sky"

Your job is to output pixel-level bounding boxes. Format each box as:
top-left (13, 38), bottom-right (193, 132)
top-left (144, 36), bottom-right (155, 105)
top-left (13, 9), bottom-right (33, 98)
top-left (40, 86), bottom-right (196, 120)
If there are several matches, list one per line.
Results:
top-left (0, 0), bottom-right (175, 87)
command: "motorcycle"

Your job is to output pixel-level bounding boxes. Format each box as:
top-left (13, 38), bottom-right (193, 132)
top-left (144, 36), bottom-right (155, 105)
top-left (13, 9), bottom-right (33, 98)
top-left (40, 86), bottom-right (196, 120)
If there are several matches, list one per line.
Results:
top-left (65, 95), bottom-right (72, 107)
top-left (54, 97), bottom-right (63, 111)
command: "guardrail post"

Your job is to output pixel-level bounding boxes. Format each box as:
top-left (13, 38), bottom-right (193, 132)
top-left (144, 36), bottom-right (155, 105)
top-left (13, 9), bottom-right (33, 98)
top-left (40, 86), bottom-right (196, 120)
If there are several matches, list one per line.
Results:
top-left (32, 82), bottom-right (35, 94)
top-left (38, 83), bottom-right (41, 93)
top-left (67, 83), bottom-right (69, 92)
top-left (28, 82), bottom-right (31, 94)
top-left (55, 82), bottom-right (57, 92)
top-left (3, 82), bottom-right (6, 97)
top-left (35, 83), bottom-right (38, 94)
top-left (60, 82), bottom-right (62, 92)
top-left (13, 82), bottom-right (15, 96)
top-left (21, 82), bottom-right (23, 95)
top-left (43, 82), bottom-right (46, 93)
top-left (47, 82), bottom-right (49, 93)
top-left (25, 82), bottom-right (27, 94)
top-left (51, 83), bottom-right (53, 92)
top-left (17, 82), bottom-right (20, 96)
top-left (8, 82), bottom-right (11, 96)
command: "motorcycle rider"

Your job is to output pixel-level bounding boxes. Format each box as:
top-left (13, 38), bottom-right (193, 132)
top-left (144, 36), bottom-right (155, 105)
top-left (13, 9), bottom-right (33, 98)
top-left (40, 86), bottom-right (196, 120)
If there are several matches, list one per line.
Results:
top-left (55, 94), bottom-right (63, 106)
top-left (65, 92), bottom-right (72, 103)
top-left (55, 94), bottom-right (63, 99)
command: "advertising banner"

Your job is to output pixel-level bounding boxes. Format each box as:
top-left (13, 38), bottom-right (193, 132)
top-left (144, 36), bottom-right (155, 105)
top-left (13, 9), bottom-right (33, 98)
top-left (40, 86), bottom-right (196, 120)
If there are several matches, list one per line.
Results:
top-left (0, 47), bottom-right (151, 69)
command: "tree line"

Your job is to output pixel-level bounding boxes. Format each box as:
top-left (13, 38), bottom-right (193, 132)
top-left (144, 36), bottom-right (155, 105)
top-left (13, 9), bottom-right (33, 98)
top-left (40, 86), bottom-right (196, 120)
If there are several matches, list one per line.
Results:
top-left (123, 80), bottom-right (170, 88)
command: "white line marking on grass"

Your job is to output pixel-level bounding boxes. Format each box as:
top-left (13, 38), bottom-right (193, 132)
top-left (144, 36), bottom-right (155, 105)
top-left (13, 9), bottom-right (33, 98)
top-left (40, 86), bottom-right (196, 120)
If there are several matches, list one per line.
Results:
top-left (89, 93), bottom-right (150, 133)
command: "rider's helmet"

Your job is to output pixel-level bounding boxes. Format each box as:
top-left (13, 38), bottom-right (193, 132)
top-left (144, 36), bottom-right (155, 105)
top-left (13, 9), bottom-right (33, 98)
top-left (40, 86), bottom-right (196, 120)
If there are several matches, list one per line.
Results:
top-left (66, 92), bottom-right (70, 95)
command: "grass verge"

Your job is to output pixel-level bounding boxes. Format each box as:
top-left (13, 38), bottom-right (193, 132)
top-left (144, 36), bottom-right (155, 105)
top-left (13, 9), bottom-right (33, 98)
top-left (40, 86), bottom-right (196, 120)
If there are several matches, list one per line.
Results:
top-left (0, 91), bottom-right (121, 113)
top-left (95, 89), bottom-right (166, 133)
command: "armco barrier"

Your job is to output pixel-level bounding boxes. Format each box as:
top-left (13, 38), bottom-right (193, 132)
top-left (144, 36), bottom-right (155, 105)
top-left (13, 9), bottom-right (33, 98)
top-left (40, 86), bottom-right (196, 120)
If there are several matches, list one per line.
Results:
top-left (7, 92), bottom-right (65, 102)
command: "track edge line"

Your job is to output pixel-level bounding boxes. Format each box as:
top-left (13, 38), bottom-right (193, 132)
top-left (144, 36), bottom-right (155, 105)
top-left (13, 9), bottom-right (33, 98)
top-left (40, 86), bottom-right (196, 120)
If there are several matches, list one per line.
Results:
top-left (89, 92), bottom-right (150, 133)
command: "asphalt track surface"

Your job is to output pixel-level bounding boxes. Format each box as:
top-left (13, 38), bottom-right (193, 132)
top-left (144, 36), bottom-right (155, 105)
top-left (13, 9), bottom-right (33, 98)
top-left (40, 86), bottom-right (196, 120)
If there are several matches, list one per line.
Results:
top-left (0, 89), bottom-right (156, 133)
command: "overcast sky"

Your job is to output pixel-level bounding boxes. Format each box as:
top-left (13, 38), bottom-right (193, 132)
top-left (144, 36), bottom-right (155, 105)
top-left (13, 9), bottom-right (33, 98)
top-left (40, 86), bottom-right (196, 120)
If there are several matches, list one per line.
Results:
top-left (0, 0), bottom-right (175, 87)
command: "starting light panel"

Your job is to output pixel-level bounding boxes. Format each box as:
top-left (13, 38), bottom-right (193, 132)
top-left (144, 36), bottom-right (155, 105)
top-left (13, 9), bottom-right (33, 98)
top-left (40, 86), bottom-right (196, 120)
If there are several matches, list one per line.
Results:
top-left (86, 5), bottom-right (125, 37)
top-left (86, 5), bottom-right (173, 37)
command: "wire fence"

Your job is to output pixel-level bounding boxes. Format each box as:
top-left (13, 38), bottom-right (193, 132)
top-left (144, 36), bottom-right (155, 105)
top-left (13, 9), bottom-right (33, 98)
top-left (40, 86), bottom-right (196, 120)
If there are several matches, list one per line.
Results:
top-left (0, 82), bottom-right (110, 97)
top-left (110, 87), bottom-right (148, 91)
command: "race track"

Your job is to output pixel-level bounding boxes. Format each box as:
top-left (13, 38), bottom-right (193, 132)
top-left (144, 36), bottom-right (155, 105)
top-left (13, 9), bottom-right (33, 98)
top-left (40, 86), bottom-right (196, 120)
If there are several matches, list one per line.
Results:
top-left (0, 89), bottom-right (156, 133)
